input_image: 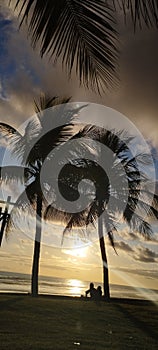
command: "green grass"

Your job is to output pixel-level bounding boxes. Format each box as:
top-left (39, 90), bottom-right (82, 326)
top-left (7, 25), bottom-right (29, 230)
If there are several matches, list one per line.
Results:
top-left (0, 295), bottom-right (157, 350)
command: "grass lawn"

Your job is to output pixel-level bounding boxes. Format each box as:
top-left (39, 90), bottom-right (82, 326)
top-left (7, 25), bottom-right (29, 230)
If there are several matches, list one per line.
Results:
top-left (0, 294), bottom-right (157, 350)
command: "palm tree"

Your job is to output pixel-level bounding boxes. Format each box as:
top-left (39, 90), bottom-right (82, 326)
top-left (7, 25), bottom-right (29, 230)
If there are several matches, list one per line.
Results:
top-left (45, 125), bottom-right (158, 299)
top-left (11, 1), bottom-right (158, 92)
top-left (1, 100), bottom-right (158, 298)
top-left (0, 94), bottom-right (82, 296)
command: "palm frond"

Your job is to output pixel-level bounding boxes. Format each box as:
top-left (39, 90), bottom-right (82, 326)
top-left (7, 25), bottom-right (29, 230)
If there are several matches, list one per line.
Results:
top-left (9, 118), bottom-right (41, 163)
top-left (0, 165), bottom-right (30, 184)
top-left (5, 189), bottom-right (36, 236)
top-left (107, 230), bottom-right (118, 254)
top-left (8, 177), bottom-right (45, 212)
top-left (26, 104), bottom-right (86, 164)
top-left (63, 126), bottom-right (157, 242)
top-left (8, 95), bottom-right (73, 164)
top-left (85, 200), bottom-right (100, 226)
top-left (13, 0), bottom-right (118, 92)
top-left (74, 126), bottom-right (133, 158)
top-left (34, 94), bottom-right (58, 115)
top-left (113, 0), bottom-right (158, 28)
top-left (0, 123), bottom-right (21, 138)
top-left (123, 205), bottom-right (153, 238)
top-left (61, 212), bottom-right (90, 245)
top-left (44, 202), bottom-right (88, 231)
top-left (152, 193), bottom-right (158, 209)
top-left (5, 209), bottom-right (17, 238)
top-left (34, 94), bottom-right (71, 117)
top-left (26, 125), bottom-right (73, 164)
top-left (127, 193), bottom-right (158, 221)
top-left (71, 124), bottom-right (100, 143)
top-left (35, 95), bottom-right (84, 130)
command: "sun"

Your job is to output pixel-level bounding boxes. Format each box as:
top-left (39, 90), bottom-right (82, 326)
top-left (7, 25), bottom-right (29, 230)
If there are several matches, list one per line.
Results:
top-left (63, 247), bottom-right (88, 258)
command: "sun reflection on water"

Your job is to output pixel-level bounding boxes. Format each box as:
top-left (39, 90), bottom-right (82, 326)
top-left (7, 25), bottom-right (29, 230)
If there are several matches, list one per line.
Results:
top-left (68, 279), bottom-right (84, 296)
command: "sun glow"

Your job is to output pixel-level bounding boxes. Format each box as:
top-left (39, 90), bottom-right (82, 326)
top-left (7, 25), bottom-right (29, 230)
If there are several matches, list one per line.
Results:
top-left (63, 247), bottom-right (88, 258)
top-left (68, 279), bottom-right (83, 296)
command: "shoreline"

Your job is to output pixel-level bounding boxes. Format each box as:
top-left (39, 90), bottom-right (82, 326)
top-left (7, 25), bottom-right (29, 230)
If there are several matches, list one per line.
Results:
top-left (0, 291), bottom-right (155, 305)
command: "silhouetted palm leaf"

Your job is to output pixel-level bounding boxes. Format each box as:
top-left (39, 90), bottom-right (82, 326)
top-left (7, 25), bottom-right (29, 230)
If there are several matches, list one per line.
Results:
top-left (0, 165), bottom-right (30, 184)
top-left (0, 123), bottom-right (21, 138)
top-left (13, 0), bottom-right (118, 91)
top-left (113, 0), bottom-right (158, 28)
top-left (26, 96), bottom-right (84, 164)
top-left (12, 1), bottom-right (158, 91)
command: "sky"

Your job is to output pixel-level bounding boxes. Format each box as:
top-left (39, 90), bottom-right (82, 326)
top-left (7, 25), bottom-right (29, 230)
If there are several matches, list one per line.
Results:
top-left (0, 1), bottom-right (158, 294)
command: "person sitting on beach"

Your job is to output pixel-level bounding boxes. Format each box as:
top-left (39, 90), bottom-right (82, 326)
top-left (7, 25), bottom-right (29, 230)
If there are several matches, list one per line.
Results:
top-left (97, 286), bottom-right (102, 299)
top-left (85, 282), bottom-right (98, 299)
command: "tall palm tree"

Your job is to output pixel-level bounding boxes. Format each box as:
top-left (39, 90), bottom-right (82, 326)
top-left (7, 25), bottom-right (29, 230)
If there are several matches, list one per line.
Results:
top-left (11, 1), bottom-right (158, 92)
top-left (0, 94), bottom-right (82, 296)
top-left (1, 107), bottom-right (158, 298)
top-left (45, 125), bottom-right (158, 299)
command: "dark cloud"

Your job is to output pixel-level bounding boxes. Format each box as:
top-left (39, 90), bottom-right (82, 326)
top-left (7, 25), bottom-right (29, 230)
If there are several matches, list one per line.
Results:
top-left (114, 266), bottom-right (158, 280)
top-left (150, 236), bottom-right (158, 244)
top-left (117, 228), bottom-right (139, 241)
top-left (117, 26), bottom-right (158, 146)
top-left (115, 241), bottom-right (134, 252)
top-left (111, 239), bottom-right (158, 263)
top-left (0, 3), bottom-right (158, 144)
top-left (128, 232), bottom-right (139, 240)
top-left (134, 246), bottom-right (158, 263)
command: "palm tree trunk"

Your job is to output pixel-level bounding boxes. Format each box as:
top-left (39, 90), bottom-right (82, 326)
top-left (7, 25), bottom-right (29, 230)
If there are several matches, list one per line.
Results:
top-left (98, 216), bottom-right (110, 300)
top-left (31, 195), bottom-right (42, 296)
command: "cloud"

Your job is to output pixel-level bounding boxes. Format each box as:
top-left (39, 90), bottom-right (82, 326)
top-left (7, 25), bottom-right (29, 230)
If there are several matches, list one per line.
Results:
top-left (150, 236), bottom-right (158, 244)
top-left (109, 237), bottom-right (158, 263)
top-left (114, 240), bottom-right (134, 252)
top-left (39, 263), bottom-right (68, 272)
top-left (0, 3), bottom-right (158, 142)
top-left (0, 9), bottom-right (79, 130)
top-left (117, 227), bottom-right (139, 241)
top-left (0, 250), bottom-right (32, 264)
top-left (112, 265), bottom-right (158, 280)
top-left (134, 246), bottom-right (158, 263)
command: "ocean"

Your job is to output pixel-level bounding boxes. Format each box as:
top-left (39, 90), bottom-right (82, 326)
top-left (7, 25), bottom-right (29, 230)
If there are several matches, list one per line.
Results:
top-left (0, 271), bottom-right (158, 302)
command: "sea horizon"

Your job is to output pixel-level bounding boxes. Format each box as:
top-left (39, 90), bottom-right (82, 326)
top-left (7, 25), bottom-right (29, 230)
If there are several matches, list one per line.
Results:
top-left (0, 270), bottom-right (158, 302)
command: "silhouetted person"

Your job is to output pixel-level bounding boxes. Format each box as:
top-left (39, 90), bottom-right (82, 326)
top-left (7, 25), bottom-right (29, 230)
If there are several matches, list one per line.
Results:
top-left (97, 286), bottom-right (102, 299)
top-left (85, 282), bottom-right (98, 299)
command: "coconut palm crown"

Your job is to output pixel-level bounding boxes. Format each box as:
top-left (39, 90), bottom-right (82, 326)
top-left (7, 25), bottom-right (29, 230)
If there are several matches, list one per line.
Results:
top-left (45, 125), bottom-right (158, 298)
top-left (0, 94), bottom-right (84, 296)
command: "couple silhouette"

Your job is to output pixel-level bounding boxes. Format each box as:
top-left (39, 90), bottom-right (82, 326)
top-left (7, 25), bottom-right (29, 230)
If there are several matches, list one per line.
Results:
top-left (85, 283), bottom-right (102, 300)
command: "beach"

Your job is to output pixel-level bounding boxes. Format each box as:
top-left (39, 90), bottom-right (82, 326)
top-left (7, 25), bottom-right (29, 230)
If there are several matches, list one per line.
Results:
top-left (0, 293), bottom-right (157, 350)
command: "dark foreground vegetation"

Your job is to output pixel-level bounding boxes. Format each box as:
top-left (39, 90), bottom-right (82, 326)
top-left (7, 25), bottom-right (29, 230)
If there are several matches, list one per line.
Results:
top-left (0, 294), bottom-right (157, 350)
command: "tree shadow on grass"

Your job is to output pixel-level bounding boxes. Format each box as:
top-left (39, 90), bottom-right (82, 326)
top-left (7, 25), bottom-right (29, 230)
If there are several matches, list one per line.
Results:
top-left (113, 302), bottom-right (157, 342)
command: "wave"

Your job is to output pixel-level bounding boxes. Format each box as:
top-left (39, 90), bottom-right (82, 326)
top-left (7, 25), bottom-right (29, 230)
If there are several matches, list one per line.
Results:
top-left (0, 271), bottom-right (158, 301)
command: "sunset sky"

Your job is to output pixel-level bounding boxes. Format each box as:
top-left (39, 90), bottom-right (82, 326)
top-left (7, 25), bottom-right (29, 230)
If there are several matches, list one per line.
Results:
top-left (0, 1), bottom-right (158, 293)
